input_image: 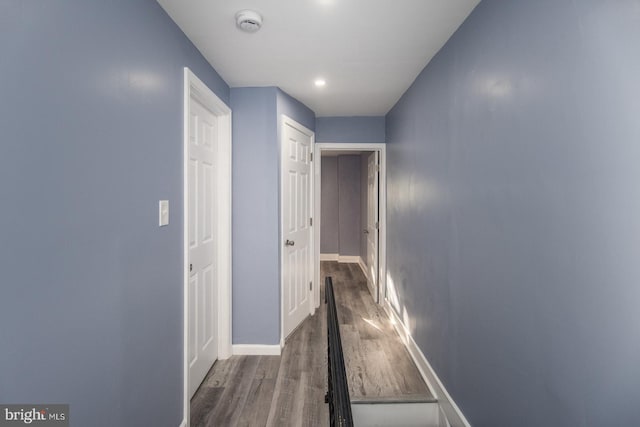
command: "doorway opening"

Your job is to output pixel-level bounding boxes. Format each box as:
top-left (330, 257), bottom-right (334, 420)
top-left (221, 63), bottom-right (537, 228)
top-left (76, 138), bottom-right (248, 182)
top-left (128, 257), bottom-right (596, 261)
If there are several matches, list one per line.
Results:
top-left (313, 143), bottom-right (387, 308)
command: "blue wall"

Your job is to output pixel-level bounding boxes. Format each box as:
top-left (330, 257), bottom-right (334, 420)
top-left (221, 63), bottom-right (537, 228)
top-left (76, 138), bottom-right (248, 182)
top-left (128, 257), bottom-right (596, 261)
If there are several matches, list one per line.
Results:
top-left (230, 87), bottom-right (280, 345)
top-left (277, 89), bottom-right (316, 133)
top-left (0, 1), bottom-right (229, 426)
top-left (316, 116), bottom-right (385, 143)
top-left (231, 87), bottom-right (314, 345)
top-left (385, 1), bottom-right (640, 426)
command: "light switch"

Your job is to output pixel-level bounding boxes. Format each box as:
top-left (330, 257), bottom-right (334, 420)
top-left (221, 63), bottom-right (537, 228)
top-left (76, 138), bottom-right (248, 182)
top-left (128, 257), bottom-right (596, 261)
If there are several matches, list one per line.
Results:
top-left (159, 200), bottom-right (169, 226)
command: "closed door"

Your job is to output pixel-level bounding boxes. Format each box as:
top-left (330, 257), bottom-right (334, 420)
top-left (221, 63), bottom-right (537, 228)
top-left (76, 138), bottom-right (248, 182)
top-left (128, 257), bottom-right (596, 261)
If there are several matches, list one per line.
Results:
top-left (282, 120), bottom-right (313, 339)
top-left (366, 152), bottom-right (379, 301)
top-left (188, 97), bottom-right (218, 397)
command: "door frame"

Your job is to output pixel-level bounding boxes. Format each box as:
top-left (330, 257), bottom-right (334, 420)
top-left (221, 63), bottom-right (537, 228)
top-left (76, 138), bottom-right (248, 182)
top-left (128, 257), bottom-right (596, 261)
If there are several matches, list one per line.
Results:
top-left (313, 143), bottom-right (387, 306)
top-left (182, 68), bottom-right (232, 427)
top-left (279, 115), bottom-right (315, 346)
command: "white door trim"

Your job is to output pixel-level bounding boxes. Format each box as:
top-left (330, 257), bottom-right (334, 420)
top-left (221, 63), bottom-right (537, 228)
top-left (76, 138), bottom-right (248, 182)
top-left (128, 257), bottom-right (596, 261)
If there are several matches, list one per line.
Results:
top-left (280, 115), bottom-right (315, 346)
top-left (314, 142), bottom-right (387, 306)
top-left (182, 68), bottom-right (232, 427)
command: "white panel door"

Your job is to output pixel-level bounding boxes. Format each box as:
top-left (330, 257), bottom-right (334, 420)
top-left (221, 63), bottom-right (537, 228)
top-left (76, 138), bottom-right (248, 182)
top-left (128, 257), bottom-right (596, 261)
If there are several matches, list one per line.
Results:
top-left (188, 97), bottom-right (218, 398)
top-left (282, 121), bottom-right (313, 339)
top-left (366, 152), bottom-right (379, 301)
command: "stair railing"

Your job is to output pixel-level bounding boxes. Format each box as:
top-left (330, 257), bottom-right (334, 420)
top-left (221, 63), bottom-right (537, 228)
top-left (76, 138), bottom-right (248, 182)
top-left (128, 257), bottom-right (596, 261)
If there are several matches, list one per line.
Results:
top-left (325, 276), bottom-right (354, 427)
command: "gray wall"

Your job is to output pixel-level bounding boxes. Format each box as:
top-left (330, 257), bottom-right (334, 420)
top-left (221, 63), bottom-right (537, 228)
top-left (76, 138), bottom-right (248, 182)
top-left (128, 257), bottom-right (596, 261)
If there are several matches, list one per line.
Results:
top-left (231, 87), bottom-right (314, 345)
top-left (321, 157), bottom-right (340, 254)
top-left (0, 1), bottom-right (229, 425)
top-left (385, 1), bottom-right (640, 426)
top-left (316, 116), bottom-right (385, 143)
top-left (320, 156), bottom-right (362, 256)
top-left (337, 156), bottom-right (361, 256)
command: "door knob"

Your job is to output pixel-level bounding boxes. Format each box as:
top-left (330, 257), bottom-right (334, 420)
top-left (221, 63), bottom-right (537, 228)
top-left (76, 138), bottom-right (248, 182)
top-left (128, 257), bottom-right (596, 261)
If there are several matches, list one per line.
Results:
top-left (285, 239), bottom-right (295, 246)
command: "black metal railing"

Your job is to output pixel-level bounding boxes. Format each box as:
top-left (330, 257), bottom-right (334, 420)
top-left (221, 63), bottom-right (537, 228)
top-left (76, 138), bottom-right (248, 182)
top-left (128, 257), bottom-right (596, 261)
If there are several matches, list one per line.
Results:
top-left (325, 276), bottom-right (354, 427)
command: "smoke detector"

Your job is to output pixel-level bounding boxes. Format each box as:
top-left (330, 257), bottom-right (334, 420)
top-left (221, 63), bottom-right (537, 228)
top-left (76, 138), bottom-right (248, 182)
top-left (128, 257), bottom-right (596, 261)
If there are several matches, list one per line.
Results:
top-left (235, 10), bottom-right (263, 33)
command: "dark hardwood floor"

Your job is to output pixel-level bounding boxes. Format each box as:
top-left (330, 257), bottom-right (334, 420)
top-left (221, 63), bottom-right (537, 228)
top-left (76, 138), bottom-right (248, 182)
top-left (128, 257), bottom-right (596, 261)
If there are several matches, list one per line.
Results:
top-left (190, 261), bottom-right (432, 426)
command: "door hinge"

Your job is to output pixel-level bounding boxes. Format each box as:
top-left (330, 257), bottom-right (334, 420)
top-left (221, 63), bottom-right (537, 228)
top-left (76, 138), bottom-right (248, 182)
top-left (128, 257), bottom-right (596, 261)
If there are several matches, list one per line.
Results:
top-left (375, 222), bottom-right (379, 230)
top-left (376, 164), bottom-right (380, 172)
top-left (310, 281), bottom-right (313, 291)
top-left (310, 152), bottom-right (313, 162)
top-left (310, 217), bottom-right (313, 226)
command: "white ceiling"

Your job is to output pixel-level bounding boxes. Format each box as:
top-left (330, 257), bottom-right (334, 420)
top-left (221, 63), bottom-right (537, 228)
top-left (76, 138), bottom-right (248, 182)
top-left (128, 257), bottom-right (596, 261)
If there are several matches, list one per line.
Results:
top-left (157, 0), bottom-right (480, 117)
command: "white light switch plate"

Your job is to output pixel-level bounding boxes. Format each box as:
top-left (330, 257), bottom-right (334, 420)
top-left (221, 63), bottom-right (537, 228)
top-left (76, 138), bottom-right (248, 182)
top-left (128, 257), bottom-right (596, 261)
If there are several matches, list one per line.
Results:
top-left (159, 200), bottom-right (169, 226)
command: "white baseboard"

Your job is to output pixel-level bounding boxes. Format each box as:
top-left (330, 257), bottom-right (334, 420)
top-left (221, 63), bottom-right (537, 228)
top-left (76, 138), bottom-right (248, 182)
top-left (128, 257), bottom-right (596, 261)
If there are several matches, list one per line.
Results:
top-left (384, 303), bottom-right (470, 427)
top-left (232, 344), bottom-right (282, 356)
top-left (338, 255), bottom-right (360, 263)
top-left (320, 254), bottom-right (363, 264)
top-left (357, 257), bottom-right (368, 278)
top-left (439, 406), bottom-right (452, 427)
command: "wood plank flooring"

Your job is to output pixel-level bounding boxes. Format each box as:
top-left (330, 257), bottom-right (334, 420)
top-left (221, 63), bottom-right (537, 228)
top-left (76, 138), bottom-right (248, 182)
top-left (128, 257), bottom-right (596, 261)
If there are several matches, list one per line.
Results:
top-left (190, 261), bottom-right (433, 426)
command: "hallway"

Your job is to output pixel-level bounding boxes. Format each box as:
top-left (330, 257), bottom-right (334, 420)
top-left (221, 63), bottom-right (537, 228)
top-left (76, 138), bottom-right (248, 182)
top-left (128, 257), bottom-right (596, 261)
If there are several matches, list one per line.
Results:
top-left (190, 261), bottom-right (432, 426)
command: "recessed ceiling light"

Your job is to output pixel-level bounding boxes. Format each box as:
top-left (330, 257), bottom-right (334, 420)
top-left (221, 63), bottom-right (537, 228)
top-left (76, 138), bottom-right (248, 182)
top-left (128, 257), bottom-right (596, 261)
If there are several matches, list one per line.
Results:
top-left (314, 79), bottom-right (326, 87)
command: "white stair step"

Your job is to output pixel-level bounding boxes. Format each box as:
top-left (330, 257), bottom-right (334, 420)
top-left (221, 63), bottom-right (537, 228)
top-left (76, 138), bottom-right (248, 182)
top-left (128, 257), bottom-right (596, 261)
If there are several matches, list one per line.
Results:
top-left (351, 400), bottom-right (442, 427)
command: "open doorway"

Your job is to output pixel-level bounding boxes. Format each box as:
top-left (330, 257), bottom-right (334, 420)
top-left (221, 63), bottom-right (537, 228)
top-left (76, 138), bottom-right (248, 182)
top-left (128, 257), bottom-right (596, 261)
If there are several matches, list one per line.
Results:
top-left (313, 143), bottom-right (386, 308)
